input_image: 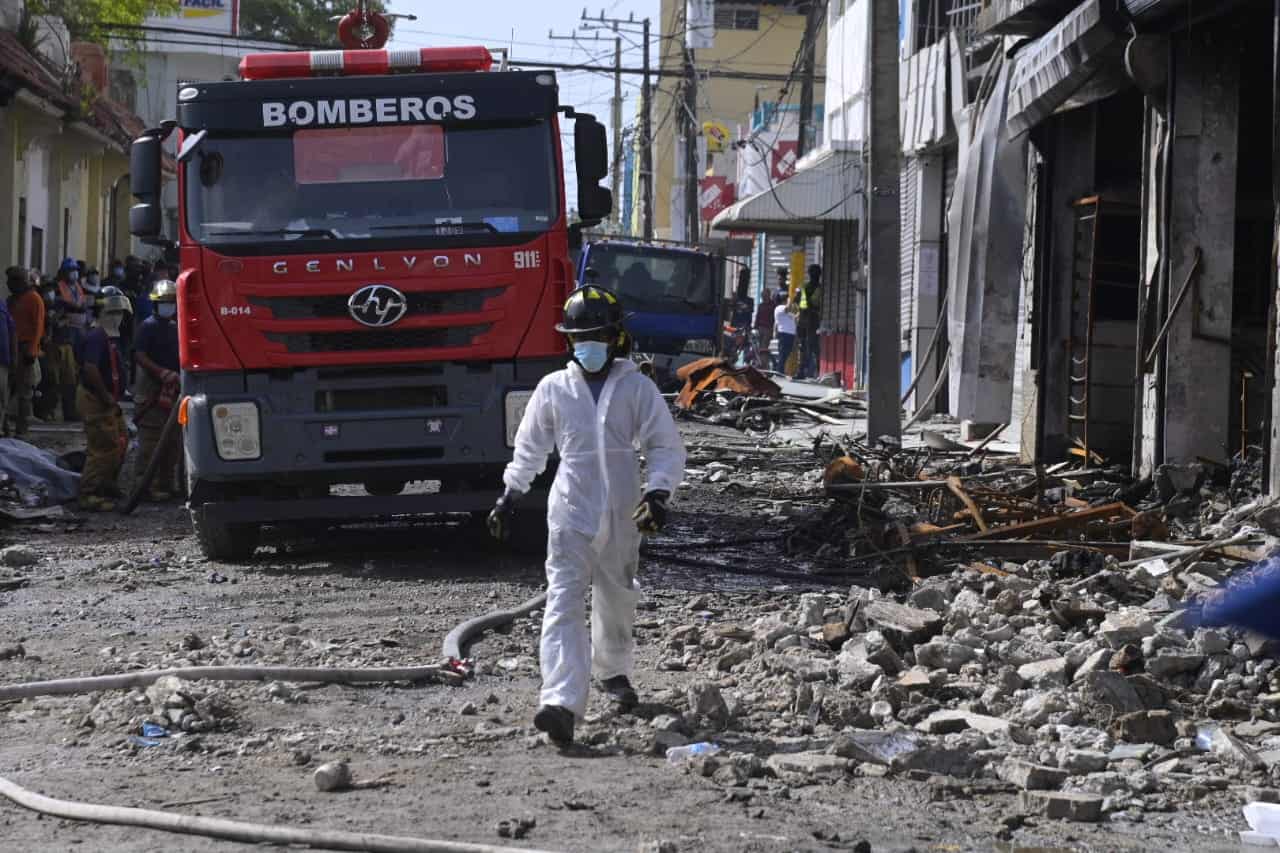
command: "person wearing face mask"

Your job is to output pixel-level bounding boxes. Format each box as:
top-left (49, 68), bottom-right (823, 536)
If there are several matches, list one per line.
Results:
top-left (133, 280), bottom-right (182, 502)
top-left (83, 268), bottom-right (102, 297)
top-left (487, 285), bottom-right (686, 746)
top-left (77, 290), bottom-right (132, 512)
top-left (52, 258), bottom-right (90, 422)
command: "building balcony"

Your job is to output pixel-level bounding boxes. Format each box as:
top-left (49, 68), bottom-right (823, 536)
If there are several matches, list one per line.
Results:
top-left (975, 0), bottom-right (1082, 36)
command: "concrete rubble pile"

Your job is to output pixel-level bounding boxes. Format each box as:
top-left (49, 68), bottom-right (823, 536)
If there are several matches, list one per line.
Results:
top-left (608, 447), bottom-right (1280, 829)
top-left (608, 541), bottom-right (1280, 825)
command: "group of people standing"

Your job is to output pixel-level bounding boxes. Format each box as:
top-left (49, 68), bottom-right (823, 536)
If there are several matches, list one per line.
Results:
top-left (730, 264), bottom-right (823, 378)
top-left (1, 257), bottom-right (183, 511)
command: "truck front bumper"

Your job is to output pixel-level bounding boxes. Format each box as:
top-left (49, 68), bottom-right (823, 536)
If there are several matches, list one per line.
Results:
top-left (183, 359), bottom-right (562, 490)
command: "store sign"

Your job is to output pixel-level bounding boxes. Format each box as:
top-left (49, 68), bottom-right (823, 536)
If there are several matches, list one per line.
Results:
top-left (771, 141), bottom-right (798, 182)
top-left (148, 0), bottom-right (239, 36)
top-left (702, 120), bottom-right (730, 153)
top-left (699, 176), bottom-right (734, 221)
top-left (686, 0), bottom-right (714, 49)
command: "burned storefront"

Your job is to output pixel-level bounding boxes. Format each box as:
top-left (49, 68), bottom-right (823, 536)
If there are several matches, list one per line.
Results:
top-left (944, 0), bottom-right (1279, 483)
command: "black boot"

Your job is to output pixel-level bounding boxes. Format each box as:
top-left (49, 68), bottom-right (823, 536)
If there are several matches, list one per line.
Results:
top-left (533, 705), bottom-right (574, 746)
top-left (601, 675), bottom-right (639, 711)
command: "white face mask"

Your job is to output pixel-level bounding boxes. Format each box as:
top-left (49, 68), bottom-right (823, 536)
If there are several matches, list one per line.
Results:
top-left (156, 303), bottom-right (177, 320)
top-left (99, 311), bottom-right (124, 338)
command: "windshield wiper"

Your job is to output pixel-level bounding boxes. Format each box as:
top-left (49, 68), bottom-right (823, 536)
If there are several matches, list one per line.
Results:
top-left (370, 221), bottom-right (500, 234)
top-left (206, 227), bottom-right (340, 239)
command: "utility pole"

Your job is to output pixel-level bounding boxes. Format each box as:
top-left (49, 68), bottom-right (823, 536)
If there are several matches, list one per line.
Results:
top-left (682, 45), bottom-right (699, 244)
top-left (641, 15), bottom-right (653, 240)
top-left (611, 35), bottom-right (623, 230)
top-left (796, 0), bottom-right (822, 158)
top-left (577, 9), bottom-right (653, 240)
top-left (865, 0), bottom-right (902, 441)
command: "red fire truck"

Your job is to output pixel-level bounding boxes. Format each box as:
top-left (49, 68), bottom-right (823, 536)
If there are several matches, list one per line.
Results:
top-left (129, 42), bottom-right (612, 559)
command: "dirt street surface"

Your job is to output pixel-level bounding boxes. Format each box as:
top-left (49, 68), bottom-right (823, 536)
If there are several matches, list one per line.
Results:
top-left (0, 419), bottom-right (1265, 853)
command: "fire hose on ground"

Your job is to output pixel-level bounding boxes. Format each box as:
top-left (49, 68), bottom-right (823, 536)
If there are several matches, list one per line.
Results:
top-left (0, 506), bottom-right (803, 845)
top-left (0, 592), bottom-right (549, 850)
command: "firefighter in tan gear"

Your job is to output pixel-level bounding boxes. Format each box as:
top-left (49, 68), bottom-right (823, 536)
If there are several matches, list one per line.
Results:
top-left (77, 289), bottom-right (131, 512)
top-left (133, 280), bottom-right (182, 501)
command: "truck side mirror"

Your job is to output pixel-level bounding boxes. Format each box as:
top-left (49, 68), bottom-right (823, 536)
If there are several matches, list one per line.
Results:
top-left (573, 113), bottom-right (612, 226)
top-left (573, 114), bottom-right (608, 182)
top-left (130, 134), bottom-right (165, 243)
top-left (577, 184), bottom-right (613, 226)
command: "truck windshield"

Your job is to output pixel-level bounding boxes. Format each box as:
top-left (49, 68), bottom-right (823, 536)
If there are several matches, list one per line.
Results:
top-left (184, 120), bottom-right (558, 248)
top-left (586, 246), bottom-right (716, 314)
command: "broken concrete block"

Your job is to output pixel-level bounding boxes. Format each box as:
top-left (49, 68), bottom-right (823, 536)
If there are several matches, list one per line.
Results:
top-left (915, 710), bottom-right (1028, 743)
top-left (0, 545), bottom-right (37, 568)
top-left (862, 630), bottom-right (904, 674)
top-left (1114, 711), bottom-right (1178, 747)
top-left (687, 681), bottom-right (731, 727)
top-left (1019, 791), bottom-right (1104, 822)
top-left (1145, 652), bottom-right (1206, 679)
top-left (914, 641), bottom-right (976, 673)
top-left (716, 646), bottom-right (752, 672)
top-left (1099, 609), bottom-right (1156, 649)
top-left (797, 593), bottom-right (827, 628)
top-left (1018, 657), bottom-right (1069, 688)
top-left (1072, 648), bottom-right (1112, 684)
top-left (999, 759), bottom-right (1069, 791)
top-left (1076, 671), bottom-right (1146, 715)
top-left (766, 752), bottom-right (851, 779)
top-left (863, 600), bottom-right (943, 645)
top-left (1056, 749), bottom-right (1109, 774)
top-left (822, 621), bottom-right (852, 648)
top-left (835, 646), bottom-right (884, 688)
top-left (907, 585), bottom-right (949, 613)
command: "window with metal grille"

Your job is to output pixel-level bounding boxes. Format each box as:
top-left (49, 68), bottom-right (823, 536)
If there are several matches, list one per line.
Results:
top-left (714, 4), bottom-right (760, 30)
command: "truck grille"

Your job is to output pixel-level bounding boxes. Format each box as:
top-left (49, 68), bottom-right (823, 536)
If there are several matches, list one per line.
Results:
top-left (266, 325), bottom-right (491, 354)
top-left (249, 288), bottom-right (504, 320)
top-left (316, 385), bottom-right (448, 412)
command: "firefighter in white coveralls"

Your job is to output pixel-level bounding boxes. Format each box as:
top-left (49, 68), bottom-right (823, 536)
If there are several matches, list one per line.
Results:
top-left (488, 285), bottom-right (686, 746)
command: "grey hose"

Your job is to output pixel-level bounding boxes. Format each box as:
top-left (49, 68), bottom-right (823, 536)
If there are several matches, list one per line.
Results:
top-left (0, 774), bottom-right (559, 853)
top-left (442, 592), bottom-right (548, 661)
top-left (0, 664), bottom-right (459, 702)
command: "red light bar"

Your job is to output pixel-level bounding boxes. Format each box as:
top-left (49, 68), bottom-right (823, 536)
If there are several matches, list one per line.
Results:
top-left (240, 46), bottom-right (494, 81)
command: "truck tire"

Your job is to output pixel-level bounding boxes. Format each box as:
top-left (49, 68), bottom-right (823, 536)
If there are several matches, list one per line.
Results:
top-left (192, 506), bottom-right (260, 562)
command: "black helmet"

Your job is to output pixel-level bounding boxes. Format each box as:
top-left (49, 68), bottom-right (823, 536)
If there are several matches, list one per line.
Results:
top-left (555, 285), bottom-right (624, 335)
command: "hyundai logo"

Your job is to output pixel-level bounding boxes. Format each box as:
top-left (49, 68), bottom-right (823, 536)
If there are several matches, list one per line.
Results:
top-left (348, 284), bottom-right (408, 327)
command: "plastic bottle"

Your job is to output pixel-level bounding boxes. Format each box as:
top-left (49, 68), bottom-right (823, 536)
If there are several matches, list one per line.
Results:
top-left (666, 742), bottom-right (720, 765)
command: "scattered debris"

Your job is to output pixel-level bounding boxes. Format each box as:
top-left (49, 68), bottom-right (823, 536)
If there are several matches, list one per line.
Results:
top-left (313, 760), bottom-right (352, 792)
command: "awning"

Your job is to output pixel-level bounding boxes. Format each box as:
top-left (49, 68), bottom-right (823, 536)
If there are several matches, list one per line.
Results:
top-left (710, 147), bottom-right (863, 236)
top-left (1005, 0), bottom-right (1127, 139)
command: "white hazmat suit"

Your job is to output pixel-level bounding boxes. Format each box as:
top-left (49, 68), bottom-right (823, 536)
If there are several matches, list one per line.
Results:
top-left (503, 358), bottom-right (686, 718)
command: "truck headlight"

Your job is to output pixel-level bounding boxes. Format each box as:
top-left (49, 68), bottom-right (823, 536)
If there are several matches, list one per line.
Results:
top-left (211, 402), bottom-right (262, 461)
top-left (504, 390), bottom-right (534, 448)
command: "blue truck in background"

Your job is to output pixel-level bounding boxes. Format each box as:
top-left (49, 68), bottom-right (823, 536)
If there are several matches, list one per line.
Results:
top-left (575, 239), bottom-right (722, 384)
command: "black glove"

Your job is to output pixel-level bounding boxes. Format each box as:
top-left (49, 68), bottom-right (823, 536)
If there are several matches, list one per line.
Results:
top-left (487, 490), bottom-right (521, 541)
top-left (22, 354), bottom-right (34, 366)
top-left (633, 490), bottom-right (670, 533)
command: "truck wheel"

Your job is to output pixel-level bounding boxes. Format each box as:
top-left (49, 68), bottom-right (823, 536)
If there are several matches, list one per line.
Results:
top-left (191, 505), bottom-right (260, 562)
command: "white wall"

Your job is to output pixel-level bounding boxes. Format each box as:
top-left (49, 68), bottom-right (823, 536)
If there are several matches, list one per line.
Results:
top-left (22, 139), bottom-right (51, 271)
top-left (825, 0), bottom-right (868, 145)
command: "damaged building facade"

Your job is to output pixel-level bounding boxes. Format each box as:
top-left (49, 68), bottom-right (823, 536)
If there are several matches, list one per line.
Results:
top-left (903, 0), bottom-right (1280, 485)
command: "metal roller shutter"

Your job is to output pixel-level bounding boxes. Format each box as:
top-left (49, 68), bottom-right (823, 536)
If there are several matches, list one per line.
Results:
top-left (900, 158), bottom-right (918, 353)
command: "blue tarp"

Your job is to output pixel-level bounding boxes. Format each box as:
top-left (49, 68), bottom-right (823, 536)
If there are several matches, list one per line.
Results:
top-left (0, 439), bottom-right (80, 505)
